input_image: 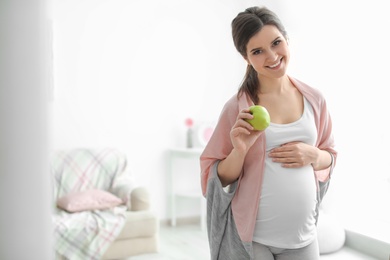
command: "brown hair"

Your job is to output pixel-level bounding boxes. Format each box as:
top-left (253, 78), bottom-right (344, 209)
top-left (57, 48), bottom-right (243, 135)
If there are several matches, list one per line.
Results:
top-left (232, 6), bottom-right (288, 104)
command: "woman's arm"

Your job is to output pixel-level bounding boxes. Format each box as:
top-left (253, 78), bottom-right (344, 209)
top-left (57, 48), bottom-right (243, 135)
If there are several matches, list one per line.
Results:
top-left (268, 142), bottom-right (332, 170)
top-left (311, 148), bottom-right (333, 171)
top-left (217, 148), bottom-right (247, 186)
top-left (217, 108), bottom-right (263, 186)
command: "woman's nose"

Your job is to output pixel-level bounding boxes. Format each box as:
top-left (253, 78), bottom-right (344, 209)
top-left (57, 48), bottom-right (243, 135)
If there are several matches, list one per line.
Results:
top-left (267, 49), bottom-right (278, 60)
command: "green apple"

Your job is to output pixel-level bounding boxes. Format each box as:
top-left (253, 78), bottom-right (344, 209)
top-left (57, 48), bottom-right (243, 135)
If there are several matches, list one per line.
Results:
top-left (245, 105), bottom-right (270, 131)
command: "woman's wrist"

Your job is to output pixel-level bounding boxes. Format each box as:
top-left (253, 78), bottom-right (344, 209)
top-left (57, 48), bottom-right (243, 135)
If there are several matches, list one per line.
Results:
top-left (218, 148), bottom-right (247, 186)
top-left (231, 146), bottom-right (249, 158)
top-left (312, 149), bottom-right (332, 170)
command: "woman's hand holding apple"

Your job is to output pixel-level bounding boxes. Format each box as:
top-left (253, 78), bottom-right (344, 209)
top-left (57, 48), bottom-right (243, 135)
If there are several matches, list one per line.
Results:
top-left (230, 108), bottom-right (263, 154)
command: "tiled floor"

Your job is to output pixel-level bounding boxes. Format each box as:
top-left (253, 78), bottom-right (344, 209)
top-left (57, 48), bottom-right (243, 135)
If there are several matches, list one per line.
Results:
top-left (126, 224), bottom-right (209, 260)
top-left (320, 248), bottom-right (378, 260)
top-left (125, 223), bottom-right (378, 260)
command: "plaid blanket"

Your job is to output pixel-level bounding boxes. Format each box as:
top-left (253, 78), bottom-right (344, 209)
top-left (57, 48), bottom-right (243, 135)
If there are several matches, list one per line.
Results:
top-left (51, 148), bottom-right (132, 260)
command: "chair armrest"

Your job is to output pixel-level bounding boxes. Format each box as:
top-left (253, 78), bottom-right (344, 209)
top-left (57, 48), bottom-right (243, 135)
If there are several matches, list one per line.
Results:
top-left (110, 184), bottom-right (133, 208)
top-left (130, 187), bottom-right (150, 211)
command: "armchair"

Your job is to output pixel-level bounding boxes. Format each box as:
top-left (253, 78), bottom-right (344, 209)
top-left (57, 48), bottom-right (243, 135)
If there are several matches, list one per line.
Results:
top-left (51, 148), bottom-right (159, 260)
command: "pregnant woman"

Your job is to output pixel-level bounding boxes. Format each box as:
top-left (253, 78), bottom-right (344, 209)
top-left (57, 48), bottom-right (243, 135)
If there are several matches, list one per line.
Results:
top-left (200, 6), bottom-right (337, 260)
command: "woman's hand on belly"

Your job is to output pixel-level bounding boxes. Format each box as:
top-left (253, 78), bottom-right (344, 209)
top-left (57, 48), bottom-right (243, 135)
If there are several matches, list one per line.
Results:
top-left (268, 141), bottom-right (319, 168)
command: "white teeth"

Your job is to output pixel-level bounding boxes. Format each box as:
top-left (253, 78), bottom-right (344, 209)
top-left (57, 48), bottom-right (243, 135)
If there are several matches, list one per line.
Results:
top-left (269, 59), bottom-right (281, 68)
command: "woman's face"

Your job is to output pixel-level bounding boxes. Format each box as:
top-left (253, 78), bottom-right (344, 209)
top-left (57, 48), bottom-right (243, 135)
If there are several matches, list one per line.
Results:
top-left (245, 25), bottom-right (289, 80)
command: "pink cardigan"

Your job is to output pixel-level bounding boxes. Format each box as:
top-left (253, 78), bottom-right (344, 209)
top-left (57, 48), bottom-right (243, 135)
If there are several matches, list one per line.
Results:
top-left (200, 76), bottom-right (337, 243)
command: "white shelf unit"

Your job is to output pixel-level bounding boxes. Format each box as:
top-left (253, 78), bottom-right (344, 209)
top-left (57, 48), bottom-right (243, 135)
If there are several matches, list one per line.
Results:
top-left (167, 148), bottom-right (206, 230)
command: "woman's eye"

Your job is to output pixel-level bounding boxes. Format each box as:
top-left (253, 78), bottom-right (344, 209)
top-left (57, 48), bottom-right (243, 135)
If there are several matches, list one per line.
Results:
top-left (253, 49), bottom-right (262, 55)
top-left (273, 40), bottom-right (281, 46)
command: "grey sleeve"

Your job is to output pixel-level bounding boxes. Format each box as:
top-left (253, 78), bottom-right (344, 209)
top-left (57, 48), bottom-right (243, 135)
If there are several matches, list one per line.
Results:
top-left (206, 162), bottom-right (252, 260)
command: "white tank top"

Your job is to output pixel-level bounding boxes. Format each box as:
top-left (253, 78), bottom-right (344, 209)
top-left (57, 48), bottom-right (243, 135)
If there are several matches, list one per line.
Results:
top-left (252, 97), bottom-right (318, 249)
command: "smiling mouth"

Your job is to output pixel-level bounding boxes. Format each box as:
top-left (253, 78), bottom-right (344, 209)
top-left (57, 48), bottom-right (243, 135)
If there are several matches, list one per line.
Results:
top-left (267, 58), bottom-right (283, 69)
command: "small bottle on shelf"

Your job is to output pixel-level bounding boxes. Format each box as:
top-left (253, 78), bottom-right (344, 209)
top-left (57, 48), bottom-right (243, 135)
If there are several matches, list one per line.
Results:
top-left (185, 118), bottom-right (194, 148)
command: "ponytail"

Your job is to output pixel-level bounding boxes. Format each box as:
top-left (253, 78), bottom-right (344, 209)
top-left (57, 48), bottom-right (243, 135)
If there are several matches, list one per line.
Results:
top-left (238, 64), bottom-right (259, 105)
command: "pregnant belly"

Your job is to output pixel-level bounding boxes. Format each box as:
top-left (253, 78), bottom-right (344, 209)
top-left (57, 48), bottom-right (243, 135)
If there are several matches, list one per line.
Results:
top-left (256, 159), bottom-right (318, 237)
top-left (260, 158), bottom-right (316, 216)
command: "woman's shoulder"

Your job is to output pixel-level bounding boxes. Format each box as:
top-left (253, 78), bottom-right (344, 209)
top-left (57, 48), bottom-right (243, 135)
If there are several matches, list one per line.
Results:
top-left (223, 92), bottom-right (253, 111)
top-left (289, 76), bottom-right (327, 104)
top-left (216, 93), bottom-right (252, 125)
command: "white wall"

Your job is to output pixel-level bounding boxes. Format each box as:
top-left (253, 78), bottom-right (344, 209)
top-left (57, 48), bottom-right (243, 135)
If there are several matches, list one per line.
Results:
top-left (52, 0), bottom-right (390, 238)
top-left (52, 0), bottom-right (252, 220)
top-left (281, 1), bottom-right (390, 240)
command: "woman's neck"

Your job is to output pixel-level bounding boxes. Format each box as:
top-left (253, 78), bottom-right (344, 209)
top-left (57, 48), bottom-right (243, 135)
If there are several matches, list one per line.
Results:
top-left (258, 75), bottom-right (290, 95)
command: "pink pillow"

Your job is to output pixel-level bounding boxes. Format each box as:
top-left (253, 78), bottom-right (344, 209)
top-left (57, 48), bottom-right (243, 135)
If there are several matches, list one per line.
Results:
top-left (57, 189), bottom-right (123, 213)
